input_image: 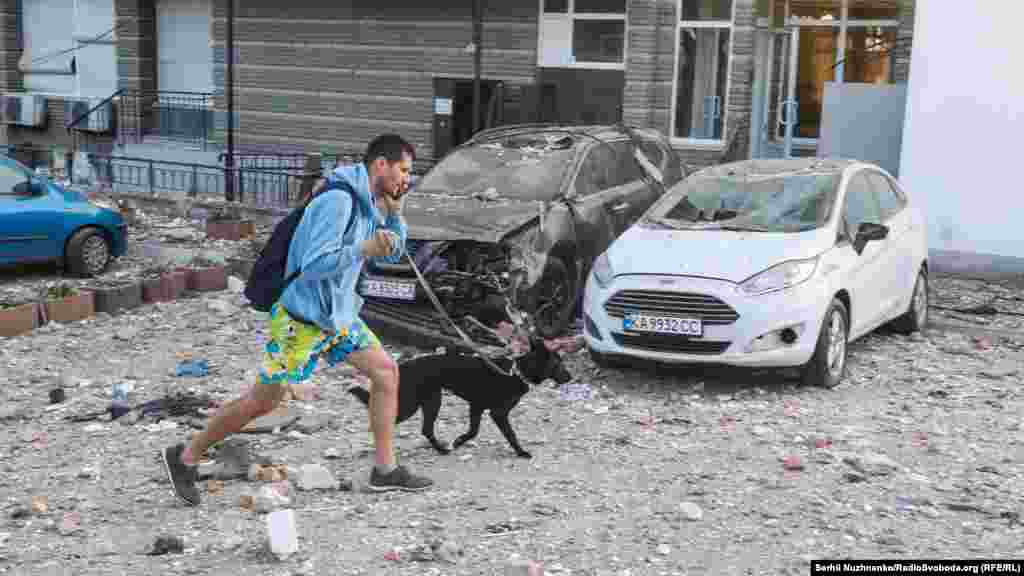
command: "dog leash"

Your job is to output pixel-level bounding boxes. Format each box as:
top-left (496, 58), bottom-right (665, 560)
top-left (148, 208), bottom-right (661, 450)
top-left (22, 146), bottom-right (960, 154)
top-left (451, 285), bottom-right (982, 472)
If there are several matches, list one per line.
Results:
top-left (405, 252), bottom-right (518, 378)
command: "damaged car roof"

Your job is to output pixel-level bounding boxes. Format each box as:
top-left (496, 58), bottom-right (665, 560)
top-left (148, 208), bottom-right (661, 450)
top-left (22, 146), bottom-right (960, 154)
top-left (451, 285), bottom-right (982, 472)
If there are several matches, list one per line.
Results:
top-left (403, 124), bottom-right (654, 243)
top-left (695, 158), bottom-right (858, 179)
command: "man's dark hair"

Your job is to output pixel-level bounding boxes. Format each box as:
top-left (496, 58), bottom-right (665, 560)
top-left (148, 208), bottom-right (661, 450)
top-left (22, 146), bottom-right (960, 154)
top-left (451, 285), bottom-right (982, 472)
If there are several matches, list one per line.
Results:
top-left (363, 134), bottom-right (416, 169)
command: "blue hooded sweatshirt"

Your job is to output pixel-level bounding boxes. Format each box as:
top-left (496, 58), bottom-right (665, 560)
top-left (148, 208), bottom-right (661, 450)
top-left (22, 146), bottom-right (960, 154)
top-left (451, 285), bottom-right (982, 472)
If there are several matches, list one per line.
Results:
top-left (277, 163), bottom-right (407, 333)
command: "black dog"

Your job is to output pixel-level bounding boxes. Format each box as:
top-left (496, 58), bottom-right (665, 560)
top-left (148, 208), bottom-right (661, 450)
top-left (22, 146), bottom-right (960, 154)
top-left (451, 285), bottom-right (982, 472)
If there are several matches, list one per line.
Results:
top-left (348, 334), bottom-right (576, 458)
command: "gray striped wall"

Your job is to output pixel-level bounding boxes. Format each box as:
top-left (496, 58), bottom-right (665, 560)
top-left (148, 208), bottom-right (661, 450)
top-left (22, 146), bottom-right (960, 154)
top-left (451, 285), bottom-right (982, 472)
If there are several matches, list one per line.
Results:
top-left (209, 0), bottom-right (539, 160)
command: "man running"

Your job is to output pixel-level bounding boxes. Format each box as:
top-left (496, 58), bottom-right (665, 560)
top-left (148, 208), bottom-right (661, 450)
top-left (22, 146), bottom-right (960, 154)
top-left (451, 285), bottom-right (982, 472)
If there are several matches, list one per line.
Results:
top-left (162, 134), bottom-right (433, 505)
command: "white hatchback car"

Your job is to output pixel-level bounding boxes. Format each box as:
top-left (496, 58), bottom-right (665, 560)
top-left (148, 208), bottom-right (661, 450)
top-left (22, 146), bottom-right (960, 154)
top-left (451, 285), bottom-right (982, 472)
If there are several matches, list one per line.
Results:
top-left (582, 158), bottom-right (929, 388)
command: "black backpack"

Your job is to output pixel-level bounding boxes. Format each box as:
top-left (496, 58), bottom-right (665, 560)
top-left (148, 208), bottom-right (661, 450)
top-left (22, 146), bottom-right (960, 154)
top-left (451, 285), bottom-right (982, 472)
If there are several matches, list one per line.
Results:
top-left (243, 179), bottom-right (359, 312)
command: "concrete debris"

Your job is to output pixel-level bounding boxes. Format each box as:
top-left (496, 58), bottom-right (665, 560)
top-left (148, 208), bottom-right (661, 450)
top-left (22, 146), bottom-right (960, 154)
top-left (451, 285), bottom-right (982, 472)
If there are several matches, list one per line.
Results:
top-left (207, 299), bottom-right (235, 316)
top-left (30, 496), bottom-right (48, 515)
top-left (227, 276), bottom-right (246, 293)
top-left (77, 466), bottom-right (98, 479)
top-left (57, 512), bottom-right (82, 536)
top-left (204, 438), bottom-right (252, 480)
top-left (147, 535), bottom-right (185, 556)
top-left (249, 463), bottom-right (289, 483)
top-left (296, 464), bottom-right (337, 491)
top-left (679, 502), bottom-right (703, 521)
top-left (505, 559), bottom-right (545, 576)
top-left (293, 414), bottom-right (330, 434)
top-left (843, 452), bottom-right (901, 477)
top-left (241, 484), bottom-right (292, 514)
top-left (49, 388), bottom-right (66, 404)
top-left (978, 361), bottom-right (1020, 379)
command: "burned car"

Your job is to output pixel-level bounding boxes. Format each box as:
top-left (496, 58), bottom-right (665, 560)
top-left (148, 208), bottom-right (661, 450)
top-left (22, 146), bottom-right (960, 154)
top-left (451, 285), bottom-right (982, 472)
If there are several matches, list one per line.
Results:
top-left (358, 124), bottom-right (685, 347)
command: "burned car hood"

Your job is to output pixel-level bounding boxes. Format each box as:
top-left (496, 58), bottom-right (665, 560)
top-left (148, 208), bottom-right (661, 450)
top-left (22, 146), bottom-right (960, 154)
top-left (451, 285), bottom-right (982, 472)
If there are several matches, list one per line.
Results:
top-left (401, 193), bottom-right (541, 243)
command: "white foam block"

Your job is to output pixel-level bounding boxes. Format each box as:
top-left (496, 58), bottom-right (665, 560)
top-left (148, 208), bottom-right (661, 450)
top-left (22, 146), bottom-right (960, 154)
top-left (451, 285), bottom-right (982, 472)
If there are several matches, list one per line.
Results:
top-left (266, 509), bottom-right (298, 557)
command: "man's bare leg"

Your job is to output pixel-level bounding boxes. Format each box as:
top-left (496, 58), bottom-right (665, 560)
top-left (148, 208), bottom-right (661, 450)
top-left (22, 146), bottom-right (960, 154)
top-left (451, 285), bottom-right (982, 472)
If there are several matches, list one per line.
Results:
top-left (345, 345), bottom-right (433, 491)
top-left (162, 382), bottom-right (285, 506)
top-left (185, 382), bottom-right (286, 465)
top-left (345, 346), bottom-right (399, 467)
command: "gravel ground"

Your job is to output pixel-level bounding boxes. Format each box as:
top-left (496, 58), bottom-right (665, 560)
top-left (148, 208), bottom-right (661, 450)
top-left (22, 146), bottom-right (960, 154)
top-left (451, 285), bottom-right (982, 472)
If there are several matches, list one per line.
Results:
top-left (2, 210), bottom-right (1023, 574)
top-left (930, 275), bottom-right (1024, 332)
top-left (0, 270), bottom-right (1022, 575)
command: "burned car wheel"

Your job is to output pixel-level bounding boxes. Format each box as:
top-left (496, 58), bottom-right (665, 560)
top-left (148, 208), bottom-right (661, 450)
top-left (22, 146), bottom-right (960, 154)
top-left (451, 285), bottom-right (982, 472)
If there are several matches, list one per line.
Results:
top-left (533, 255), bottom-right (576, 338)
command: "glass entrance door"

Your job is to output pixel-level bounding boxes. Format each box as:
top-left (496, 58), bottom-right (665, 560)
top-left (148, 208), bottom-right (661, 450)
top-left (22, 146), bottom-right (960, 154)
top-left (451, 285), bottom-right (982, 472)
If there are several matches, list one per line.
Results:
top-left (752, 0), bottom-right (902, 158)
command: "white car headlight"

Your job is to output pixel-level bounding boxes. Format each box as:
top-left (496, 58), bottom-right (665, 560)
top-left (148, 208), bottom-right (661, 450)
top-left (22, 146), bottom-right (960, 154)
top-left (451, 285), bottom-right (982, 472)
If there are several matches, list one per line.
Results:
top-left (738, 256), bottom-right (819, 296)
top-left (592, 251), bottom-right (614, 288)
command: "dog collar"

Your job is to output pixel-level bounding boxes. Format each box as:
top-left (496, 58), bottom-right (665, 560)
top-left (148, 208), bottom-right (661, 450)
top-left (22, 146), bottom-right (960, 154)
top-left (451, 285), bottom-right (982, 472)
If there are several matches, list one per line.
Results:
top-left (473, 352), bottom-right (535, 386)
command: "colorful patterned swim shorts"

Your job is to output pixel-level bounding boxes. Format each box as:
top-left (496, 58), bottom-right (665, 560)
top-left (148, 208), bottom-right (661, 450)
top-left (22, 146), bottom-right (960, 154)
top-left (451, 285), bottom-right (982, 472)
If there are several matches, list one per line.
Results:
top-left (259, 302), bottom-right (381, 385)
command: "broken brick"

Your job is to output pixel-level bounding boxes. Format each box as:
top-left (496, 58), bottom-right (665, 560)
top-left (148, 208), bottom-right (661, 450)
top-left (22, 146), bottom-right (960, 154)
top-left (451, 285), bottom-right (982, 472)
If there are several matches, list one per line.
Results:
top-left (782, 455), bottom-right (804, 471)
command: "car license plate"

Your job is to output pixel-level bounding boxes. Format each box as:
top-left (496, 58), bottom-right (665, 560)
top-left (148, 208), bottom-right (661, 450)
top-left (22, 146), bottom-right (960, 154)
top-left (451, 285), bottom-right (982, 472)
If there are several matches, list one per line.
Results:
top-left (624, 313), bottom-right (702, 336)
top-left (361, 278), bottom-right (416, 301)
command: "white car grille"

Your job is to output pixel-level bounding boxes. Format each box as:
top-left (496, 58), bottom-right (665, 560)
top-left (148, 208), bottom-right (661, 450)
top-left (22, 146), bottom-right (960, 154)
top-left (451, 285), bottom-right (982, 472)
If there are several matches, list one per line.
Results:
top-left (603, 290), bottom-right (740, 326)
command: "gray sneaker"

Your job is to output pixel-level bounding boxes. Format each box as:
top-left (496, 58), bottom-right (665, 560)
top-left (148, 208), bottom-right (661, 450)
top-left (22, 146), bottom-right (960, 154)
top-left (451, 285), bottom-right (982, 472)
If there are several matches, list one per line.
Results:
top-left (161, 443), bottom-right (201, 506)
top-left (368, 465), bottom-right (433, 492)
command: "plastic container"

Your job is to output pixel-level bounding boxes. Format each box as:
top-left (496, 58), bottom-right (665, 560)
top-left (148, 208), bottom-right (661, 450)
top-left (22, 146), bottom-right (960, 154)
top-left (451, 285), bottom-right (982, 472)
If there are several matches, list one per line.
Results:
top-left (111, 382), bottom-right (134, 419)
top-left (266, 509), bottom-right (298, 557)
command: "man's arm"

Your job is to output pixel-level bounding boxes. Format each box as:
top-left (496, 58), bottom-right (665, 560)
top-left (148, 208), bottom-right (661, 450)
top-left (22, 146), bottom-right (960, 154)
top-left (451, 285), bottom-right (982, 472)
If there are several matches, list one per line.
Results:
top-left (295, 190), bottom-right (363, 282)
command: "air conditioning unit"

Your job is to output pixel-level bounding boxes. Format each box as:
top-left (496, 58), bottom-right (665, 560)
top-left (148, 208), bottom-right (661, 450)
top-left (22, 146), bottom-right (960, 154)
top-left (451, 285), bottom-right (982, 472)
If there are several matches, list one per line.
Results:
top-left (64, 98), bottom-right (112, 133)
top-left (2, 95), bottom-right (47, 127)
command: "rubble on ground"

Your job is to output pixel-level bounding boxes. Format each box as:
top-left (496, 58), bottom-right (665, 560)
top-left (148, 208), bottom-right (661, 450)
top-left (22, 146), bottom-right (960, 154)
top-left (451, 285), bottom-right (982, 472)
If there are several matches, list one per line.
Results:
top-left (1, 218), bottom-right (1023, 574)
top-left (0, 280), bottom-right (1021, 573)
top-left (930, 275), bottom-right (1024, 332)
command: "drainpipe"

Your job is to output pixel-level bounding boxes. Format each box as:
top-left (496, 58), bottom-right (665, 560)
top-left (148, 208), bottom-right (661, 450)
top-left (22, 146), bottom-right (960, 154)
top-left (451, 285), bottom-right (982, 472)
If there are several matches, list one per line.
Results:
top-left (836, 0), bottom-right (848, 82)
top-left (472, 0), bottom-right (482, 134)
top-left (224, 0), bottom-right (236, 202)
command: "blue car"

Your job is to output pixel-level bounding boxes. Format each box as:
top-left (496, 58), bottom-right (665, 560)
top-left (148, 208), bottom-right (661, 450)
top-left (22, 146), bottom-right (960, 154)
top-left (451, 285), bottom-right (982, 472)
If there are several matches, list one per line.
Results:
top-left (0, 153), bottom-right (127, 277)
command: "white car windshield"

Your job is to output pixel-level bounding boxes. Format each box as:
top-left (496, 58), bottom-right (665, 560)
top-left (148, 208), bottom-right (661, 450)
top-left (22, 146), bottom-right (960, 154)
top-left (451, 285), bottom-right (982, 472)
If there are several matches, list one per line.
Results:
top-left (642, 172), bottom-right (841, 233)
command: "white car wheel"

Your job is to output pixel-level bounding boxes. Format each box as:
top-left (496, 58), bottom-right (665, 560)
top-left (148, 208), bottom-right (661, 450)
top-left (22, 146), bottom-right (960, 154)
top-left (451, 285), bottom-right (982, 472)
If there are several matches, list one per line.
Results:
top-left (893, 269), bottom-right (928, 334)
top-left (801, 298), bottom-right (849, 389)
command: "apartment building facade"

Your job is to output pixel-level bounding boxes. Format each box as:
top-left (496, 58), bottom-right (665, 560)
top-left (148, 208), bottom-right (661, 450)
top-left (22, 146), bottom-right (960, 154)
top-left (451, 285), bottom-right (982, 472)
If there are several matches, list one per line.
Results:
top-left (0, 0), bottom-right (915, 174)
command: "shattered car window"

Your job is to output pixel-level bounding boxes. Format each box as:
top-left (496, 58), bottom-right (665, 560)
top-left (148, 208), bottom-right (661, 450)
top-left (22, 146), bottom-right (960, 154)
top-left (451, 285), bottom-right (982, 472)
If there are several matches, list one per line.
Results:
top-left (414, 137), bottom-right (577, 201)
top-left (641, 172), bottom-right (840, 233)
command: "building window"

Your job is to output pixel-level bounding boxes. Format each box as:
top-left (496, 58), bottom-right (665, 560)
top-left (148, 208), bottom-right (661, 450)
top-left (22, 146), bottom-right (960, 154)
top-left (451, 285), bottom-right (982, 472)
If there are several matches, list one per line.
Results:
top-left (673, 0), bottom-right (735, 142)
top-left (19, 0), bottom-right (116, 98)
top-left (539, 0), bottom-right (627, 68)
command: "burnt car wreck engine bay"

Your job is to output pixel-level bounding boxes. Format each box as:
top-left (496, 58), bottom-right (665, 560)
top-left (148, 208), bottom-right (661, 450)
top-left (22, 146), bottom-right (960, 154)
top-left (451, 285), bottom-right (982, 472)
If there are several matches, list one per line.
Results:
top-left (356, 124), bottom-right (684, 347)
top-left (361, 238), bottom-right (531, 347)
